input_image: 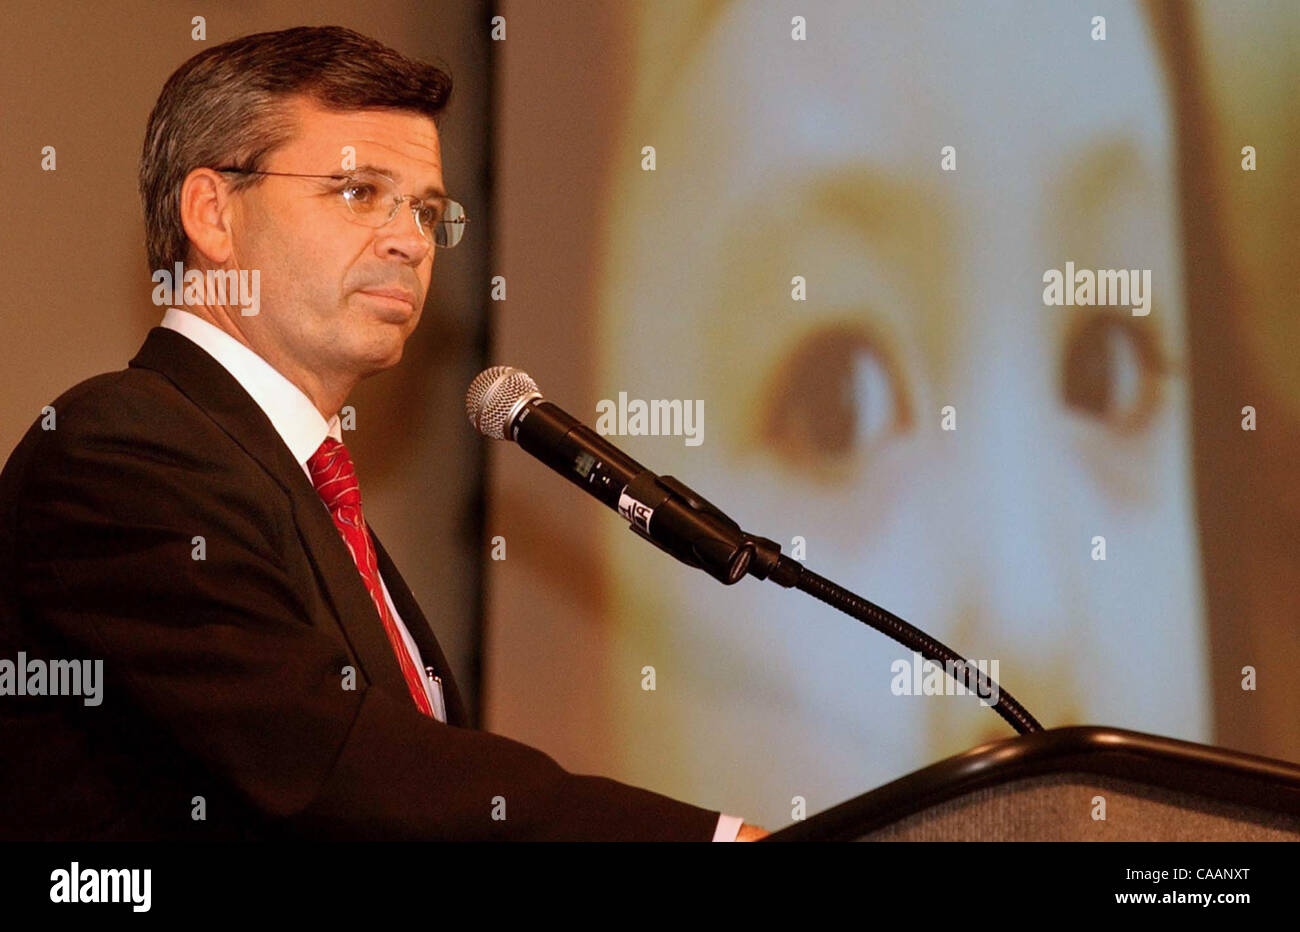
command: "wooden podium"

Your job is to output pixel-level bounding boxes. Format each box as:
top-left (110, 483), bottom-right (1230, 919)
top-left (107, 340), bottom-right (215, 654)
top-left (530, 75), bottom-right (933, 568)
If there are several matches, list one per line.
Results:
top-left (766, 726), bottom-right (1300, 841)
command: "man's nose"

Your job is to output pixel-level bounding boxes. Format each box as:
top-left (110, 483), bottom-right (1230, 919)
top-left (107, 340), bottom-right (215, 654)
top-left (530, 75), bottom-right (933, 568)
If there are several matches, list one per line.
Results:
top-left (374, 204), bottom-right (432, 264)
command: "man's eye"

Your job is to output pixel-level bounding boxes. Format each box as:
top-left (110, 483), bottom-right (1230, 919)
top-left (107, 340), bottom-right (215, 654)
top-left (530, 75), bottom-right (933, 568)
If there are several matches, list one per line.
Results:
top-left (342, 182), bottom-right (380, 205)
top-left (1061, 313), bottom-right (1164, 430)
top-left (416, 202), bottom-right (445, 226)
top-left (762, 323), bottom-right (909, 467)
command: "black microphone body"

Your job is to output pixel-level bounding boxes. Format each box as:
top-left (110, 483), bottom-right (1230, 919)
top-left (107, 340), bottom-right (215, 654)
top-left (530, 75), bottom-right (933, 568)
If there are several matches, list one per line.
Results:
top-left (511, 399), bottom-right (642, 509)
top-left (511, 399), bottom-right (764, 584)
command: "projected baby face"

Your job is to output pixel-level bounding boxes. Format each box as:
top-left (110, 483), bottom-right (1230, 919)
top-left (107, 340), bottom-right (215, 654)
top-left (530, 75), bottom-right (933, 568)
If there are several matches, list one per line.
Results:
top-left (595, 1), bottom-right (1210, 821)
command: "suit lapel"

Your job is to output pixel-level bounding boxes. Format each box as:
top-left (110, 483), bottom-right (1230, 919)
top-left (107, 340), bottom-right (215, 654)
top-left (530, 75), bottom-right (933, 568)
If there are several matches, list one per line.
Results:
top-left (370, 530), bottom-right (469, 728)
top-left (128, 327), bottom-right (419, 709)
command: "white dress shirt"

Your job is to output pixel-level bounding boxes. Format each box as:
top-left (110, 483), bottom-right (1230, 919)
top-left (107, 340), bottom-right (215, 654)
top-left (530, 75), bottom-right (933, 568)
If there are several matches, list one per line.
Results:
top-left (160, 307), bottom-right (742, 840)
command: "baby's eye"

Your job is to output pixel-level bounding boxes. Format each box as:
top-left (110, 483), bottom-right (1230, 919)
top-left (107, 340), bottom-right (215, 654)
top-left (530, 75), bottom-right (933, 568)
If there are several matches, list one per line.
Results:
top-left (762, 323), bottom-right (910, 469)
top-left (1061, 313), bottom-right (1166, 431)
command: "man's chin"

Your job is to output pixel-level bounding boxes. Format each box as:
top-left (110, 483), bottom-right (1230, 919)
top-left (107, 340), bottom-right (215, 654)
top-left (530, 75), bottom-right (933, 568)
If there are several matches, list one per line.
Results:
top-left (350, 326), bottom-right (412, 375)
top-left (363, 341), bottom-right (406, 374)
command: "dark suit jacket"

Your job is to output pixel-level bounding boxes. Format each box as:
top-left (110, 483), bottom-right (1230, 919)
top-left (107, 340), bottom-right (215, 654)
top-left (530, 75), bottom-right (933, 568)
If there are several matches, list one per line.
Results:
top-left (0, 326), bottom-right (721, 840)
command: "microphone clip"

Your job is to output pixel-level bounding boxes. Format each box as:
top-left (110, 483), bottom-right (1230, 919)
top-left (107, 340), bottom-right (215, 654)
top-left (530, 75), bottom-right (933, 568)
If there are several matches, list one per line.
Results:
top-left (622, 472), bottom-right (754, 584)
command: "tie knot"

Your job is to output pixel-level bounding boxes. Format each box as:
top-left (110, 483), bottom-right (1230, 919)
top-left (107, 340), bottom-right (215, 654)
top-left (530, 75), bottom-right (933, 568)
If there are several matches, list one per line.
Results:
top-left (307, 437), bottom-right (361, 510)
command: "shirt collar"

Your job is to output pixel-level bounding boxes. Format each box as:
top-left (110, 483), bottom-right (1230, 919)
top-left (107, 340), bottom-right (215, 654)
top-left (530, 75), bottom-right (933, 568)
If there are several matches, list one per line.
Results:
top-left (160, 308), bottom-right (342, 476)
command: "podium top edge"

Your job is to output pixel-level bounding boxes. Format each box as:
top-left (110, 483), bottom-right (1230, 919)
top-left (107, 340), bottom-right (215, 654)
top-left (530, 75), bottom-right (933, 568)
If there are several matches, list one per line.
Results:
top-left (765, 725), bottom-right (1300, 841)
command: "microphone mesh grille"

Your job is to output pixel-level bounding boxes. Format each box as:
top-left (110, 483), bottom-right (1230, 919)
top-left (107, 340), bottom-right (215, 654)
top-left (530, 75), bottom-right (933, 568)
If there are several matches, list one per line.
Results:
top-left (466, 366), bottom-right (540, 439)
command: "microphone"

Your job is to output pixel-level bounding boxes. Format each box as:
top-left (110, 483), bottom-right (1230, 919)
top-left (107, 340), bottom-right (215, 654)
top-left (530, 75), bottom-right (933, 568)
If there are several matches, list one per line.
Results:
top-left (465, 365), bottom-right (1042, 735)
top-left (465, 366), bottom-right (796, 586)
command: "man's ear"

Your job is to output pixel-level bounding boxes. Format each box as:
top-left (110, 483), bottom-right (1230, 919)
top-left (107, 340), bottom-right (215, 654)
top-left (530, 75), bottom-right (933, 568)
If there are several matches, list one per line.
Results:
top-left (179, 168), bottom-right (236, 265)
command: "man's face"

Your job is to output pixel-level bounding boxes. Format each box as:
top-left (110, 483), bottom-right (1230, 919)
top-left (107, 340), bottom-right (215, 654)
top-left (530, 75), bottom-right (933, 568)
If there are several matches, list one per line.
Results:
top-left (227, 95), bottom-right (443, 389)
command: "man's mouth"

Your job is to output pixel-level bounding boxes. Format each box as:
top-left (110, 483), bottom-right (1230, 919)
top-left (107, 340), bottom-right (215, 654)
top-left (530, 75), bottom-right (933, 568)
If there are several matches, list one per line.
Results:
top-left (357, 287), bottom-right (418, 310)
top-left (356, 287), bottom-right (420, 322)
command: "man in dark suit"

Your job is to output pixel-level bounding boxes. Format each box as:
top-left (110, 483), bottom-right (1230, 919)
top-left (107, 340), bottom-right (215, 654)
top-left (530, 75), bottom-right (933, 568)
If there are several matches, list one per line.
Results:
top-left (0, 25), bottom-right (761, 841)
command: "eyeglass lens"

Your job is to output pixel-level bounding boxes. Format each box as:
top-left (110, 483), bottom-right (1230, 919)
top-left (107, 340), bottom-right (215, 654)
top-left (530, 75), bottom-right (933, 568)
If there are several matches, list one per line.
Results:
top-left (340, 174), bottom-right (465, 247)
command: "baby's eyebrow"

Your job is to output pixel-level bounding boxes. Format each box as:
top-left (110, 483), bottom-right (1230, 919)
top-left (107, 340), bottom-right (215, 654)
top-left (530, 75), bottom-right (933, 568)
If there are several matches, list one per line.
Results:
top-left (716, 163), bottom-right (943, 321)
top-left (720, 164), bottom-right (936, 268)
top-left (1057, 136), bottom-right (1146, 215)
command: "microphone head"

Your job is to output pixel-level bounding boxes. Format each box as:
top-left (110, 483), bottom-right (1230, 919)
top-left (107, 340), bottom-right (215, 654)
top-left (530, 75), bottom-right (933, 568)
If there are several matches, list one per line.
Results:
top-left (466, 366), bottom-right (542, 439)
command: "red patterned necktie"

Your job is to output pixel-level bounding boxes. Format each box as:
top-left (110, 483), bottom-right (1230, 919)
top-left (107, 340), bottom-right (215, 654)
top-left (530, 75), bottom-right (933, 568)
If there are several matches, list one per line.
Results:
top-left (306, 437), bottom-right (434, 717)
